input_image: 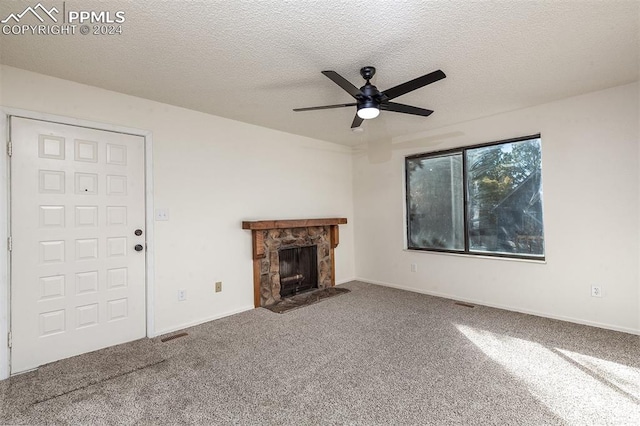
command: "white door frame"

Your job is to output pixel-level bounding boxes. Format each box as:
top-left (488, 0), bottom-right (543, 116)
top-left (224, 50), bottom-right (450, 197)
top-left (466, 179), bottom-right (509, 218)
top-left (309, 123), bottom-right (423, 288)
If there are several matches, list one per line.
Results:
top-left (0, 108), bottom-right (156, 380)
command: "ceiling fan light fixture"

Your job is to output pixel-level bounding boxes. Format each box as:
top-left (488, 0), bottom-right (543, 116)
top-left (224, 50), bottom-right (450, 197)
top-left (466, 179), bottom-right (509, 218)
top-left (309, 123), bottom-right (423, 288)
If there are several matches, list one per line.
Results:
top-left (294, 66), bottom-right (446, 128)
top-left (357, 103), bottom-right (380, 120)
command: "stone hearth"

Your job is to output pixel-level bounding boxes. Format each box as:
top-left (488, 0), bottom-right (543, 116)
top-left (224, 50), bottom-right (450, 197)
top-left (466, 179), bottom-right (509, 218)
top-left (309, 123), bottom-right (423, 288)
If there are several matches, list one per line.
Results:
top-left (242, 218), bottom-right (347, 307)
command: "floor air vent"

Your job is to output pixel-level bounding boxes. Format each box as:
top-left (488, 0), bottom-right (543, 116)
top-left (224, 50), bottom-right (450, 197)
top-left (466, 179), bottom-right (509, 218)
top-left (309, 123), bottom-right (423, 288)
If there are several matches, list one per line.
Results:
top-left (454, 302), bottom-right (475, 308)
top-left (160, 332), bottom-right (188, 342)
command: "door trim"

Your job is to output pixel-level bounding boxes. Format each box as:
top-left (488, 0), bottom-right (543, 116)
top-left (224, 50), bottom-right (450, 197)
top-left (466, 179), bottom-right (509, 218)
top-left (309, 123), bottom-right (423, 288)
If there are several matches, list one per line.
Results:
top-left (0, 107), bottom-right (156, 379)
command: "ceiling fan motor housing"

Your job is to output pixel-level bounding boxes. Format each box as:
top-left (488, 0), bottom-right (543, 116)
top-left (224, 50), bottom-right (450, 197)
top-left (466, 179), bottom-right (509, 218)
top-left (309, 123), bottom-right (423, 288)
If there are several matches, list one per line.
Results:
top-left (358, 83), bottom-right (381, 110)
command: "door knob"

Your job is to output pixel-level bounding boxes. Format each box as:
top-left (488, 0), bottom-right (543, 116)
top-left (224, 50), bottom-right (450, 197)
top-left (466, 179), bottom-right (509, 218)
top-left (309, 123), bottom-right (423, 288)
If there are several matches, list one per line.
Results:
top-left (135, 229), bottom-right (143, 236)
top-left (134, 244), bottom-right (144, 252)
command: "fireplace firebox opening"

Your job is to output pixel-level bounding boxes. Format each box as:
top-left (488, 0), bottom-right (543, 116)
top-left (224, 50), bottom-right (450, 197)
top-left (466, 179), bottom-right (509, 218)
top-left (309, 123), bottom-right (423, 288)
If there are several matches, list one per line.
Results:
top-left (279, 245), bottom-right (318, 297)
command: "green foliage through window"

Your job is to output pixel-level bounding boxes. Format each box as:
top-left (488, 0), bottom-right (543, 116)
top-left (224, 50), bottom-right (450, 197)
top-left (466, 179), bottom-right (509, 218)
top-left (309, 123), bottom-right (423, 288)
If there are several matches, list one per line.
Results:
top-left (406, 135), bottom-right (545, 259)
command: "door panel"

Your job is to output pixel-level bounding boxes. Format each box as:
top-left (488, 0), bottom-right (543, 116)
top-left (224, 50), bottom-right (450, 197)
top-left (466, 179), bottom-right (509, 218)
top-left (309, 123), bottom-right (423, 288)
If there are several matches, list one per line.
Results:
top-left (10, 117), bottom-right (146, 373)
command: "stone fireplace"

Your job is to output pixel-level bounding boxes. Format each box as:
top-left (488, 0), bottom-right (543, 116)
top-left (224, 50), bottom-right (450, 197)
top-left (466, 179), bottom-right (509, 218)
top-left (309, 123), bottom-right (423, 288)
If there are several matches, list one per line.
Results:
top-left (242, 218), bottom-right (347, 307)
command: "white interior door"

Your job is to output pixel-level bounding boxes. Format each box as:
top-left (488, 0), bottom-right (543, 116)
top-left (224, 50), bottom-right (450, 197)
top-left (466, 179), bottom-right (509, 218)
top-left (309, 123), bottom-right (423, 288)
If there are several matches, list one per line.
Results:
top-left (10, 117), bottom-right (146, 374)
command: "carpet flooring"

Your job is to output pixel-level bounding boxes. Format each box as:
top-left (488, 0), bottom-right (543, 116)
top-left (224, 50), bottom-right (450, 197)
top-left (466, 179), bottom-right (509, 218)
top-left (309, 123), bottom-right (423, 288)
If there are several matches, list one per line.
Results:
top-left (1, 281), bottom-right (638, 425)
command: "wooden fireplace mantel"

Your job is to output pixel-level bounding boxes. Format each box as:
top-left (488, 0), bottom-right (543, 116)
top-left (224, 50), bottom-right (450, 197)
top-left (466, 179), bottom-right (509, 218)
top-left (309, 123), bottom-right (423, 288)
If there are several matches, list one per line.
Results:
top-left (243, 218), bottom-right (348, 307)
top-left (242, 218), bottom-right (347, 230)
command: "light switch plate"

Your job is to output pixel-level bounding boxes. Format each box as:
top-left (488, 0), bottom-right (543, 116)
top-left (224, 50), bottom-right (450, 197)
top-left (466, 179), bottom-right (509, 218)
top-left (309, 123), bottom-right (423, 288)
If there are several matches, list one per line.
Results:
top-left (155, 208), bottom-right (169, 221)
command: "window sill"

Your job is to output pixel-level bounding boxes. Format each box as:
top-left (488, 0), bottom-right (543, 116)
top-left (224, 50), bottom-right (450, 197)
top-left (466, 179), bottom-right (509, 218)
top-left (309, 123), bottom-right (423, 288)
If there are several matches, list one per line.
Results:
top-left (404, 248), bottom-right (547, 264)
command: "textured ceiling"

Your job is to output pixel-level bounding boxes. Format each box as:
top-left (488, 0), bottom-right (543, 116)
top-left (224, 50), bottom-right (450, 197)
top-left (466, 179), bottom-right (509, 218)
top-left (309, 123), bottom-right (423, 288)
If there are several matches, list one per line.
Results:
top-left (0, 0), bottom-right (638, 146)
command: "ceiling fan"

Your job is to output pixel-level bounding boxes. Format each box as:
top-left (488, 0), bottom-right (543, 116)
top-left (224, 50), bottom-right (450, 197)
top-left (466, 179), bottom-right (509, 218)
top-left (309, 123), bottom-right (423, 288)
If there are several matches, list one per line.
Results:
top-left (293, 66), bottom-right (446, 128)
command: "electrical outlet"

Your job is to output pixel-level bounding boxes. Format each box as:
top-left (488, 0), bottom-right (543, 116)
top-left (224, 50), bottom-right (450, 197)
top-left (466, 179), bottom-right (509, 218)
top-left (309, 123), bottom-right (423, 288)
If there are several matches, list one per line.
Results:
top-left (591, 285), bottom-right (602, 298)
top-left (215, 281), bottom-right (222, 292)
top-left (178, 289), bottom-right (187, 301)
top-left (411, 264), bottom-right (418, 273)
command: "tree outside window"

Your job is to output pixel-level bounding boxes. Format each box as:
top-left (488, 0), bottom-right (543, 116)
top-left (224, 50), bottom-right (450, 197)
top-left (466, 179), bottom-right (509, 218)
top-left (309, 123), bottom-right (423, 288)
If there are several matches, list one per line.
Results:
top-left (406, 136), bottom-right (544, 259)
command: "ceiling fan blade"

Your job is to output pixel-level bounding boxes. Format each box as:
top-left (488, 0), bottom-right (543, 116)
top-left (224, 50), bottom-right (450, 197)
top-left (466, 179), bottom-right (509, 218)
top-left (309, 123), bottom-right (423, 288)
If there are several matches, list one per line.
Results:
top-left (380, 102), bottom-right (434, 117)
top-left (322, 71), bottom-right (363, 98)
top-left (351, 114), bottom-right (364, 128)
top-left (381, 70), bottom-right (446, 101)
top-left (293, 103), bottom-right (356, 112)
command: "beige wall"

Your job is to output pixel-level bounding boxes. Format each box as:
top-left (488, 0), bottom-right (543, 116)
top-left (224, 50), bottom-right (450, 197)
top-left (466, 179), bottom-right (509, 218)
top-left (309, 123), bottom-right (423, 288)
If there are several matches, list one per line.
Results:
top-left (353, 82), bottom-right (640, 333)
top-left (0, 65), bottom-right (356, 335)
top-left (1, 63), bottom-right (637, 365)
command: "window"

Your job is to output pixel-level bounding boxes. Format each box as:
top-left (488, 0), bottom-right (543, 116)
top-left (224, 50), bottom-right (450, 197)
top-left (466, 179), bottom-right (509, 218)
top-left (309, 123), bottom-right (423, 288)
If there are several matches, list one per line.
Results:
top-left (406, 135), bottom-right (544, 259)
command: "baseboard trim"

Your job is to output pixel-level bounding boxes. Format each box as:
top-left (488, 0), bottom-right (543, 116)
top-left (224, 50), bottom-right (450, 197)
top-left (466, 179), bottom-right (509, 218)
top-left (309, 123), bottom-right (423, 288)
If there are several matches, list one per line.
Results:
top-left (335, 277), bottom-right (356, 286)
top-left (153, 304), bottom-right (255, 337)
top-left (356, 277), bottom-right (640, 336)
